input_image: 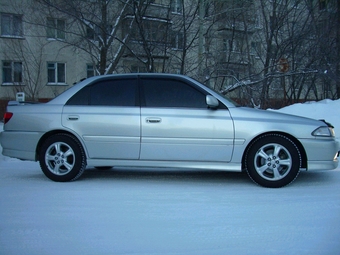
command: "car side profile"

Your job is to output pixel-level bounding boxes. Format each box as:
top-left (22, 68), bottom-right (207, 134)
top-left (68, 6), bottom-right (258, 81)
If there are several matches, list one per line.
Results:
top-left (0, 73), bottom-right (339, 187)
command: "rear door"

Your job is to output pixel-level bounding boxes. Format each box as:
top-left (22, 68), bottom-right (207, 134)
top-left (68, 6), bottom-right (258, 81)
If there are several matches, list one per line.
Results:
top-left (62, 77), bottom-right (141, 160)
top-left (140, 77), bottom-right (234, 162)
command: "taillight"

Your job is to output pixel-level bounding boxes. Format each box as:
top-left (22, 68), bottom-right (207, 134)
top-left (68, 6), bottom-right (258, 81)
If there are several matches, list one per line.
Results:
top-left (3, 112), bottom-right (13, 124)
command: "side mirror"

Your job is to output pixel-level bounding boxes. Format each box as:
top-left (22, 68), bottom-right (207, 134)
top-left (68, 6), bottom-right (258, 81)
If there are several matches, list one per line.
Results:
top-left (206, 95), bottom-right (219, 109)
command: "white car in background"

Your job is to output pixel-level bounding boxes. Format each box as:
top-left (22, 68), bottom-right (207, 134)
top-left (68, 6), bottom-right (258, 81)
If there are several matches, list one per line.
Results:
top-left (0, 74), bottom-right (339, 187)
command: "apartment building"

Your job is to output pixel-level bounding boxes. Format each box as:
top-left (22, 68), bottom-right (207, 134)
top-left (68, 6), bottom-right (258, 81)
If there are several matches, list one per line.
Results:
top-left (0, 0), bottom-right (184, 102)
top-left (208, 0), bottom-right (338, 107)
top-left (0, 0), bottom-right (338, 112)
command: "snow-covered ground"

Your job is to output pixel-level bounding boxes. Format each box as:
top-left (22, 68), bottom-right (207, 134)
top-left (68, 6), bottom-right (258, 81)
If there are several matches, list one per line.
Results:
top-left (0, 100), bottom-right (340, 255)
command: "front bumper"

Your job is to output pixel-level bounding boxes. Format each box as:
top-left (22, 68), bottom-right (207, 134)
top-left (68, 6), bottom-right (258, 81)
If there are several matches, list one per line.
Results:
top-left (300, 138), bottom-right (340, 171)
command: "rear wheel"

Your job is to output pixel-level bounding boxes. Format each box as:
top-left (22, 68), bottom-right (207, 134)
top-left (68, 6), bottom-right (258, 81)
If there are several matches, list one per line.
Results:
top-left (39, 134), bottom-right (86, 182)
top-left (245, 134), bottom-right (301, 188)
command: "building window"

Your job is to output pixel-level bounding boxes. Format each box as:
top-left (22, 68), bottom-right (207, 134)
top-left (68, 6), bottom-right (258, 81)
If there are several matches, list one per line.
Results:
top-left (223, 39), bottom-right (241, 53)
top-left (86, 25), bottom-right (100, 41)
top-left (1, 13), bottom-right (23, 37)
top-left (87, 64), bottom-right (95, 78)
top-left (251, 41), bottom-right (261, 56)
top-left (131, 65), bottom-right (147, 73)
top-left (86, 24), bottom-right (112, 41)
top-left (171, 0), bottom-right (183, 13)
top-left (46, 18), bottom-right (65, 40)
top-left (2, 61), bottom-right (23, 85)
top-left (291, 0), bottom-right (301, 8)
top-left (47, 62), bottom-right (66, 84)
top-left (171, 31), bottom-right (183, 50)
top-left (319, 0), bottom-right (327, 10)
top-left (130, 18), bottom-right (171, 45)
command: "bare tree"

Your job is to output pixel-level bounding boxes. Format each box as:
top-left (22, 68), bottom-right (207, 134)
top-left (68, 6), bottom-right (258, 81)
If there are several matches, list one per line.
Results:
top-left (222, 0), bottom-right (339, 108)
top-left (123, 0), bottom-right (202, 76)
top-left (35, 0), bottom-right (134, 75)
top-left (167, 0), bottom-right (201, 76)
top-left (2, 38), bottom-right (47, 100)
top-left (124, 0), bottom-right (172, 72)
top-left (202, 0), bottom-right (259, 104)
top-left (306, 0), bottom-right (340, 99)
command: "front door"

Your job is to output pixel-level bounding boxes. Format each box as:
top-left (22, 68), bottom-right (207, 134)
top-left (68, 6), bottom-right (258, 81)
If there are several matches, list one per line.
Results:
top-left (139, 77), bottom-right (234, 162)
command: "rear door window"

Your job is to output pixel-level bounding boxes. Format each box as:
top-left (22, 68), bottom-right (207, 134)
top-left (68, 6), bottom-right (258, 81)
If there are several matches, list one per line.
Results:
top-left (67, 78), bottom-right (138, 106)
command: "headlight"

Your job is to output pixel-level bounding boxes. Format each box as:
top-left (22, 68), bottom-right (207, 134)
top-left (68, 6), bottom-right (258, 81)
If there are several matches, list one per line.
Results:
top-left (312, 126), bottom-right (335, 137)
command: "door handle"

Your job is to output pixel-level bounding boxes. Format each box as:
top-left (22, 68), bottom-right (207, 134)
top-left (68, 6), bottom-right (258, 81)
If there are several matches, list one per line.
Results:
top-left (67, 115), bottom-right (79, 121)
top-left (146, 117), bottom-right (161, 123)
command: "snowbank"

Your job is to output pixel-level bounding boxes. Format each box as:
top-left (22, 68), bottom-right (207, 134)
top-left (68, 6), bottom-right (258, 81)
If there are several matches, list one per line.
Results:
top-left (273, 99), bottom-right (340, 139)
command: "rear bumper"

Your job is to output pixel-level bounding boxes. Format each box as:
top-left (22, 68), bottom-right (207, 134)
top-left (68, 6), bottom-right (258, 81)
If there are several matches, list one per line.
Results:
top-left (0, 131), bottom-right (42, 161)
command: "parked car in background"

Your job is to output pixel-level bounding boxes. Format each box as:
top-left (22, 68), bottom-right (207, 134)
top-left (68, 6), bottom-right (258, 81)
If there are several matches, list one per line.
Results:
top-left (0, 74), bottom-right (339, 187)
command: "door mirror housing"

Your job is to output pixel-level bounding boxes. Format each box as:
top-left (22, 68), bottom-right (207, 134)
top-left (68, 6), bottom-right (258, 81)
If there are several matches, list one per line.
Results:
top-left (206, 95), bottom-right (219, 109)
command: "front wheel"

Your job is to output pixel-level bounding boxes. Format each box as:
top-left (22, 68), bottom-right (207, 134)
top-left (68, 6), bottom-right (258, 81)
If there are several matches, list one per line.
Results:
top-left (39, 134), bottom-right (86, 182)
top-left (245, 134), bottom-right (301, 188)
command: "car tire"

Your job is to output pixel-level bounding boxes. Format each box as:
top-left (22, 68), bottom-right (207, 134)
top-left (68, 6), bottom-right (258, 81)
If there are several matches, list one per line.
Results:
top-left (39, 133), bottom-right (86, 182)
top-left (245, 134), bottom-right (301, 188)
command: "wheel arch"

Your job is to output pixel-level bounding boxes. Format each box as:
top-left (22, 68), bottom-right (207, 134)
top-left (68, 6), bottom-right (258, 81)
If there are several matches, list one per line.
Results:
top-left (35, 130), bottom-right (86, 161)
top-left (241, 131), bottom-right (307, 171)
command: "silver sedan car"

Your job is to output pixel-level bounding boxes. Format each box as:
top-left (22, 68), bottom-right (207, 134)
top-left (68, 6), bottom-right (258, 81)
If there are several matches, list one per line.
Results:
top-left (1, 74), bottom-right (339, 187)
